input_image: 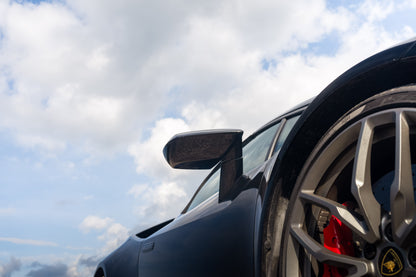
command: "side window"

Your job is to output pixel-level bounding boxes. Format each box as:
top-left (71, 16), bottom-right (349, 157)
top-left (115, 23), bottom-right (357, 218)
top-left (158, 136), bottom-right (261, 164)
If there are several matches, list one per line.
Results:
top-left (186, 167), bottom-right (221, 212)
top-left (242, 122), bottom-right (281, 174)
top-left (185, 119), bottom-right (289, 212)
top-left (273, 115), bottom-right (300, 154)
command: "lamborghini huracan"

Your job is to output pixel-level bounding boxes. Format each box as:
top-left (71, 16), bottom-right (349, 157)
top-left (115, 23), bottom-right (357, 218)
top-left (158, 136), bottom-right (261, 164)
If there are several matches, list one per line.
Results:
top-left (95, 39), bottom-right (416, 277)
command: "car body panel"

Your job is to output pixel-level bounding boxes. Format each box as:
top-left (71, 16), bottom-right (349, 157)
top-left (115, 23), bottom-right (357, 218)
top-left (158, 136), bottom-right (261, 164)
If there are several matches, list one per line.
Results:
top-left (97, 237), bottom-right (141, 277)
top-left (138, 187), bottom-right (257, 276)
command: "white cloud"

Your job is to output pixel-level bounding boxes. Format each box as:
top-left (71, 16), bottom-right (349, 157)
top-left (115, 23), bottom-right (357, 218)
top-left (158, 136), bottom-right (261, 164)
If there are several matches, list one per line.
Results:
top-left (0, 0), bottom-right (373, 156)
top-left (128, 118), bottom-right (207, 222)
top-left (404, 0), bottom-right (416, 8)
top-left (0, 254), bottom-right (99, 277)
top-left (0, 207), bottom-right (15, 216)
top-left (0, 0), bottom-right (413, 170)
top-left (128, 182), bottom-right (188, 221)
top-left (358, 0), bottom-right (395, 22)
top-left (127, 184), bottom-right (149, 199)
top-left (128, 118), bottom-right (190, 178)
top-left (79, 215), bottom-right (128, 254)
top-left (0, 1), bottom-right (156, 153)
top-left (79, 216), bottom-right (112, 233)
top-left (85, 46), bottom-right (111, 71)
top-left (0, 256), bottom-right (21, 277)
top-left (0, 237), bottom-right (57, 247)
top-left (97, 222), bottom-right (129, 253)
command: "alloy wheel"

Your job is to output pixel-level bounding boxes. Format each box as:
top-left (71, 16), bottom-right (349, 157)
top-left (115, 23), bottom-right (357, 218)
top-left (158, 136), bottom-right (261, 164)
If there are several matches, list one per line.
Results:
top-left (283, 106), bottom-right (416, 276)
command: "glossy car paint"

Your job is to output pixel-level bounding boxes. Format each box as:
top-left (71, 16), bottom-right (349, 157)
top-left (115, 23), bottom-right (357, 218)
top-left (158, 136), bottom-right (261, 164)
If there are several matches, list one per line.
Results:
top-left (95, 39), bottom-right (416, 277)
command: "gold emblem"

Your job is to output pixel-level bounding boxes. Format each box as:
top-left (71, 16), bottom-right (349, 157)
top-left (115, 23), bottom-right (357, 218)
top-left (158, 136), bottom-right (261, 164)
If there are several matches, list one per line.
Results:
top-left (380, 248), bottom-right (403, 276)
top-left (383, 260), bottom-right (396, 273)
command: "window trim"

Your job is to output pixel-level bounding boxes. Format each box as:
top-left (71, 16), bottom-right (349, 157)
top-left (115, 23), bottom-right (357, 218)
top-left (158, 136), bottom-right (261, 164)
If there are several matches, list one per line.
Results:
top-left (267, 118), bottom-right (285, 160)
top-left (182, 106), bottom-right (307, 214)
top-left (262, 109), bottom-right (304, 161)
top-left (269, 112), bottom-right (303, 158)
top-left (243, 105), bottom-right (306, 148)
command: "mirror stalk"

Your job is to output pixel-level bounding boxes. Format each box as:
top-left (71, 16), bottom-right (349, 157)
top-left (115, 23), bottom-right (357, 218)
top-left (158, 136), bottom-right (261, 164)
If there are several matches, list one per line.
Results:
top-left (219, 140), bottom-right (242, 202)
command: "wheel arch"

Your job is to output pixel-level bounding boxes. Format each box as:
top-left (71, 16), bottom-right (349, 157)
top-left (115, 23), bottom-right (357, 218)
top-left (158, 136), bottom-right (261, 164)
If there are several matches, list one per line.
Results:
top-left (257, 39), bottom-right (416, 276)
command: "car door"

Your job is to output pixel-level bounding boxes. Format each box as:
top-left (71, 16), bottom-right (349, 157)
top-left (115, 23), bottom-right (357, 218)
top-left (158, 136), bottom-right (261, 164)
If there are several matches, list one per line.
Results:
top-left (138, 121), bottom-right (283, 277)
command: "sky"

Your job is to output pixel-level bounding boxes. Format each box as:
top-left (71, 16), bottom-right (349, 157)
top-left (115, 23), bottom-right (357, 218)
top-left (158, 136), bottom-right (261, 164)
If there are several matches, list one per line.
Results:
top-left (0, 0), bottom-right (416, 276)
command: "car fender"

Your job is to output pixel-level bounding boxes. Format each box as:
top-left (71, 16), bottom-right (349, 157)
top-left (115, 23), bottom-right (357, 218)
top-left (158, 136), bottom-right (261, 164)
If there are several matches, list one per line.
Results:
top-left (256, 39), bottom-right (416, 276)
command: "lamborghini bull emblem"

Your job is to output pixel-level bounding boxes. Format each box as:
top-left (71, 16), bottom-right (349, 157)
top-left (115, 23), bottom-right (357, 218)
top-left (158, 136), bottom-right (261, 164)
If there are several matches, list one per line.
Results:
top-left (380, 248), bottom-right (403, 276)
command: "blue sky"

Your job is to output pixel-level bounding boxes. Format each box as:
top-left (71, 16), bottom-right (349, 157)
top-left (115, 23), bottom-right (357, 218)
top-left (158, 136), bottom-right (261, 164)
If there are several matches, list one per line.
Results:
top-left (1, 0), bottom-right (416, 276)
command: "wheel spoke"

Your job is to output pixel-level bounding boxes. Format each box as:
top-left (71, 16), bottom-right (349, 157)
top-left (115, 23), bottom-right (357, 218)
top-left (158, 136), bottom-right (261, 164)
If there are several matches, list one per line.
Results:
top-left (351, 119), bottom-right (381, 242)
top-left (290, 226), bottom-right (373, 277)
top-left (300, 191), bottom-right (370, 239)
top-left (391, 111), bottom-right (416, 246)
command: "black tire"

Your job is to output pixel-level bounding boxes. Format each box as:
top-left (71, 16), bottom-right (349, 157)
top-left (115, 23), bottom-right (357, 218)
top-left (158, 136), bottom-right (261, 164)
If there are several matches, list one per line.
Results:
top-left (277, 86), bottom-right (416, 276)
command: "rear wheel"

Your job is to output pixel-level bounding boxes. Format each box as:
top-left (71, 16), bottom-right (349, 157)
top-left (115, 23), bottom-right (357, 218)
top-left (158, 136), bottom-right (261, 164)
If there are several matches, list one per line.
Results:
top-left (280, 87), bottom-right (416, 276)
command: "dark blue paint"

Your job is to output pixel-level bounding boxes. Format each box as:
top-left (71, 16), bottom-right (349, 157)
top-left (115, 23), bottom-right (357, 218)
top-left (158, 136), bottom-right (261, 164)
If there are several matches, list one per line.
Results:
top-left (138, 188), bottom-right (257, 277)
top-left (99, 238), bottom-right (140, 277)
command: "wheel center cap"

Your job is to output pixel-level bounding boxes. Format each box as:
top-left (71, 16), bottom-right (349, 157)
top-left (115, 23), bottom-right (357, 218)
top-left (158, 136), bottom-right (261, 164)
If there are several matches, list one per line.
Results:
top-left (379, 247), bottom-right (404, 276)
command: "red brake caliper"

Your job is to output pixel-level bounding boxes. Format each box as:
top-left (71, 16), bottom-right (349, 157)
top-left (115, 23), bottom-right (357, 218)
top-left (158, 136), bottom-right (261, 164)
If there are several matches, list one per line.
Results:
top-left (323, 202), bottom-right (355, 277)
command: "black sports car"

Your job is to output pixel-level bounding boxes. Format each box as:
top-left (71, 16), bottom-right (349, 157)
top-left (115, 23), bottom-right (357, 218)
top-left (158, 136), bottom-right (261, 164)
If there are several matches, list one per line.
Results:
top-left (94, 39), bottom-right (416, 277)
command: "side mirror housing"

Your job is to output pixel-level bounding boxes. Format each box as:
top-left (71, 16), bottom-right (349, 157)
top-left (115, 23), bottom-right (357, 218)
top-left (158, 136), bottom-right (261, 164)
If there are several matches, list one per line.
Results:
top-left (163, 129), bottom-right (243, 169)
top-left (163, 129), bottom-right (244, 201)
